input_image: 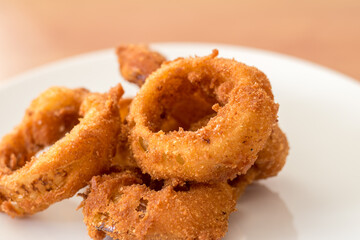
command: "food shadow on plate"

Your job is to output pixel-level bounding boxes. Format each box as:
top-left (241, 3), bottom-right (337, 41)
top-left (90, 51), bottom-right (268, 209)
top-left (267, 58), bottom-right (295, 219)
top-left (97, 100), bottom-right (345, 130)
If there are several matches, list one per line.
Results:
top-left (0, 197), bottom-right (87, 240)
top-left (225, 183), bottom-right (298, 240)
top-left (0, 197), bottom-right (82, 223)
top-left (29, 197), bottom-right (84, 223)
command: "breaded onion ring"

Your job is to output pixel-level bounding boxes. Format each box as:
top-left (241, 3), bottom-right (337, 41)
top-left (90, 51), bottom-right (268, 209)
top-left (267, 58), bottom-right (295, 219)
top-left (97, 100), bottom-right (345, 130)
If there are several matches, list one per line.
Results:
top-left (0, 87), bottom-right (89, 174)
top-left (117, 44), bottom-right (166, 87)
top-left (128, 50), bottom-right (279, 182)
top-left (0, 85), bottom-right (123, 217)
top-left (82, 170), bottom-right (236, 240)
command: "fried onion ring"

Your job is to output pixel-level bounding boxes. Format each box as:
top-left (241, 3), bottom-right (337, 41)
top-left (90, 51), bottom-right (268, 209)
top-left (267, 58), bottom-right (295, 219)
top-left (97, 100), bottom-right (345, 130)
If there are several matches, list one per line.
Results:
top-left (0, 84), bottom-right (123, 217)
top-left (82, 170), bottom-right (236, 240)
top-left (128, 50), bottom-right (279, 182)
top-left (117, 44), bottom-right (166, 87)
top-left (0, 87), bottom-right (89, 174)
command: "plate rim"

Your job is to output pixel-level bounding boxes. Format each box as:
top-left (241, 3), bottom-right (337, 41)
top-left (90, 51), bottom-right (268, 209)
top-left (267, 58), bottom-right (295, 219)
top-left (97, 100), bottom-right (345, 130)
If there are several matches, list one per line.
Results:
top-left (0, 42), bottom-right (359, 92)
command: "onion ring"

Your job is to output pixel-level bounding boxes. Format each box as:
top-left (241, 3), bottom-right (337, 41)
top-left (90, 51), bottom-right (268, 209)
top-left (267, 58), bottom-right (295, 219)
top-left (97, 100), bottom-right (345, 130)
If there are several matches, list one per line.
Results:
top-left (82, 170), bottom-right (236, 240)
top-left (117, 44), bottom-right (166, 87)
top-left (128, 50), bottom-right (279, 182)
top-left (0, 87), bottom-right (89, 174)
top-left (0, 84), bottom-right (123, 217)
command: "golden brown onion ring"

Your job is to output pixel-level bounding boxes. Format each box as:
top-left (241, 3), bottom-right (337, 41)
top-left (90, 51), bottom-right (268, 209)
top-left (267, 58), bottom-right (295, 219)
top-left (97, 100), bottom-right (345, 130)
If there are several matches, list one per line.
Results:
top-left (117, 44), bottom-right (166, 87)
top-left (0, 84), bottom-right (123, 217)
top-left (0, 87), bottom-right (89, 174)
top-left (128, 50), bottom-right (279, 182)
top-left (82, 170), bottom-right (236, 240)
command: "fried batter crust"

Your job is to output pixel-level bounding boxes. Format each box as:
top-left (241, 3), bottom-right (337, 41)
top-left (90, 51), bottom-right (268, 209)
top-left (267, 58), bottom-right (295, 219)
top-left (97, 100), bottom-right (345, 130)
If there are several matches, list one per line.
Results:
top-left (82, 170), bottom-right (236, 240)
top-left (82, 96), bottom-right (288, 240)
top-left (0, 85), bottom-right (123, 217)
top-left (111, 98), bottom-right (138, 171)
top-left (117, 44), bottom-right (166, 87)
top-left (114, 98), bottom-right (288, 181)
top-left (128, 50), bottom-right (279, 182)
top-left (254, 124), bottom-right (289, 180)
top-left (0, 87), bottom-right (89, 174)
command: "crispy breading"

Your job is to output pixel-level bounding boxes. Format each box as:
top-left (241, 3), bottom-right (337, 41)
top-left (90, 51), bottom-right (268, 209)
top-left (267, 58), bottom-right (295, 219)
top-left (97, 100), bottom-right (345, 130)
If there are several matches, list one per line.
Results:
top-left (82, 170), bottom-right (236, 240)
top-left (117, 44), bottom-right (166, 87)
top-left (0, 87), bottom-right (89, 173)
top-left (0, 85), bottom-right (123, 217)
top-left (127, 50), bottom-right (279, 182)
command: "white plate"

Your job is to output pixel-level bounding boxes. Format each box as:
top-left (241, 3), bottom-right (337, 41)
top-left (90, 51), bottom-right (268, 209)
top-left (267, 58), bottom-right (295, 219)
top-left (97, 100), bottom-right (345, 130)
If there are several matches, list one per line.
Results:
top-left (0, 43), bottom-right (359, 240)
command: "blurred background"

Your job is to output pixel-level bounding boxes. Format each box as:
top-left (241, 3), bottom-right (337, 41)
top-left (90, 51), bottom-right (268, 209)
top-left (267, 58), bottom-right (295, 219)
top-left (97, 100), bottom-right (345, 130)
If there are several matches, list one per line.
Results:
top-left (0, 0), bottom-right (359, 82)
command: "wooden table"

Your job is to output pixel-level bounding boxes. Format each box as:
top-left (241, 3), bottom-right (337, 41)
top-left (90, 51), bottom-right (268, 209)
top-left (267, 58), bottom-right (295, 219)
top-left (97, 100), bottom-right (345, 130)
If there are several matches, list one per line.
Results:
top-left (0, 0), bottom-right (359, 83)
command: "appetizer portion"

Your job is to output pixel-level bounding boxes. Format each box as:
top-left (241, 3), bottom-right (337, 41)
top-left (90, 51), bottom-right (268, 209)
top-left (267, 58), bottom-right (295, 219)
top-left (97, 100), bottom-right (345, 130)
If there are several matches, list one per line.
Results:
top-left (0, 44), bottom-right (289, 240)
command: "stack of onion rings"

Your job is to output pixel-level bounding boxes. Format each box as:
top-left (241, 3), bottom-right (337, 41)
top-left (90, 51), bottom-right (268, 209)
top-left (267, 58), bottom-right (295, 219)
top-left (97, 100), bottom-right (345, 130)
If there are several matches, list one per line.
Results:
top-left (0, 45), bottom-right (289, 240)
top-left (81, 44), bottom-right (289, 238)
top-left (82, 134), bottom-right (288, 240)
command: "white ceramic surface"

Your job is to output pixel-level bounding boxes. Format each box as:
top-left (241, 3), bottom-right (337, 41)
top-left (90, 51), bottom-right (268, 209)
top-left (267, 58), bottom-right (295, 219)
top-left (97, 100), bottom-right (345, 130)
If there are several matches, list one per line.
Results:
top-left (0, 43), bottom-right (359, 240)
